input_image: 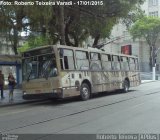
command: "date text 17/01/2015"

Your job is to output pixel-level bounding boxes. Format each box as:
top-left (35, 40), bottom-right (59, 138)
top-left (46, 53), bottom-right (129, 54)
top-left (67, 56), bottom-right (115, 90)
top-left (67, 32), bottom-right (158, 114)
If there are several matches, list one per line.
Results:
top-left (0, 1), bottom-right (104, 6)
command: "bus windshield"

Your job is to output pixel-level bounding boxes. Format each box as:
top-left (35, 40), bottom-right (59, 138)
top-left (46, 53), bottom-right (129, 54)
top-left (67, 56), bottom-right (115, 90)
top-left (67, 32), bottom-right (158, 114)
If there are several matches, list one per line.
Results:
top-left (22, 54), bottom-right (57, 81)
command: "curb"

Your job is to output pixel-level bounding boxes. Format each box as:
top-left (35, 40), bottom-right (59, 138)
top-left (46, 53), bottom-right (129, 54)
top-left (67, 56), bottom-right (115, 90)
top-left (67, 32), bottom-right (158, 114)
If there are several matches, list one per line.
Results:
top-left (141, 80), bottom-right (159, 84)
top-left (0, 99), bottom-right (47, 107)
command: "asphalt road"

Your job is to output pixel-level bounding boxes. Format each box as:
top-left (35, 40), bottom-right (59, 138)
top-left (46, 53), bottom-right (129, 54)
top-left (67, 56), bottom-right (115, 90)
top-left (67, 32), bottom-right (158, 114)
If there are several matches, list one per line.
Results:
top-left (0, 81), bottom-right (160, 139)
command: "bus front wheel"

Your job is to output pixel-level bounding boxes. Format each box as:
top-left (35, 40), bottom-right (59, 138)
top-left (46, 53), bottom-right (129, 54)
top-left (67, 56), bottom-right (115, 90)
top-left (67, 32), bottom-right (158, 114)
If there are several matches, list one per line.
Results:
top-left (122, 80), bottom-right (129, 93)
top-left (80, 83), bottom-right (90, 101)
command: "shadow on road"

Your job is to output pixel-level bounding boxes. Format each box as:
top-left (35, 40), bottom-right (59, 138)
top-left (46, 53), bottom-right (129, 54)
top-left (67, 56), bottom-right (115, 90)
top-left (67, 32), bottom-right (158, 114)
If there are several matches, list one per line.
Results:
top-left (92, 89), bottom-right (136, 99)
top-left (29, 89), bottom-right (137, 107)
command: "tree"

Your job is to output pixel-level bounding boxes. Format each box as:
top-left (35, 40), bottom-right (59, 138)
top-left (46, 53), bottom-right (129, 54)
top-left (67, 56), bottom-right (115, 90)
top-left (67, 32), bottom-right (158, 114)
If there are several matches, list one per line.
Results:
top-left (130, 16), bottom-right (160, 70)
top-left (62, 0), bottom-right (145, 47)
top-left (0, 0), bottom-right (145, 54)
top-left (20, 0), bottom-right (145, 48)
top-left (0, 5), bottom-right (26, 54)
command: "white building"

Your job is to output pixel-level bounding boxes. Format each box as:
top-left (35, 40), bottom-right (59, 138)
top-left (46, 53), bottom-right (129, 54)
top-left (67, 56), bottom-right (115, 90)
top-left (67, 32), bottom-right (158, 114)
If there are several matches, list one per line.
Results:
top-left (102, 0), bottom-right (160, 74)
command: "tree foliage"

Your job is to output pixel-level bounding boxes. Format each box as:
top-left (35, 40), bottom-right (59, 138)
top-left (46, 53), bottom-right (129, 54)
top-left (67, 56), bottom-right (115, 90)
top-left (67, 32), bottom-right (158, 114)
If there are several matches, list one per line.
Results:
top-left (130, 16), bottom-right (160, 67)
top-left (18, 35), bottom-right (52, 52)
top-left (0, 0), bottom-right (145, 54)
top-left (0, 5), bottom-right (26, 54)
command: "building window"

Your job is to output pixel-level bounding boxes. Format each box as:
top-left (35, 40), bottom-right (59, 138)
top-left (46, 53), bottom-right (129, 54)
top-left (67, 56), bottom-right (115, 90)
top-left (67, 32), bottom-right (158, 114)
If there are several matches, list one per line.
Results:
top-left (149, 0), bottom-right (158, 6)
top-left (149, 11), bottom-right (158, 17)
top-left (121, 45), bottom-right (132, 55)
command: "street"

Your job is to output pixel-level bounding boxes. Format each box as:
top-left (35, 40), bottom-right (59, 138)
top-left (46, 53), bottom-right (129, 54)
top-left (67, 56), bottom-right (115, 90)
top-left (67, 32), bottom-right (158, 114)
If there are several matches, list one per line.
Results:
top-left (0, 81), bottom-right (160, 139)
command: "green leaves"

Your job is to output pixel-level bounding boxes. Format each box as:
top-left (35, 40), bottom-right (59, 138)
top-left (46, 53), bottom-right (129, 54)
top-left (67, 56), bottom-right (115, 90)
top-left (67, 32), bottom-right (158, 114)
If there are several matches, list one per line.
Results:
top-left (18, 35), bottom-right (51, 52)
top-left (1, 0), bottom-right (145, 53)
top-left (130, 16), bottom-right (160, 44)
top-left (130, 16), bottom-right (160, 68)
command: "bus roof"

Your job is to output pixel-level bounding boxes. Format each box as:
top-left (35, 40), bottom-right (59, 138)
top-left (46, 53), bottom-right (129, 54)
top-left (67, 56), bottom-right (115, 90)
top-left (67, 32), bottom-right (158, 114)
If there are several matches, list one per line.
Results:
top-left (56, 45), bottom-right (138, 58)
top-left (22, 45), bottom-right (138, 58)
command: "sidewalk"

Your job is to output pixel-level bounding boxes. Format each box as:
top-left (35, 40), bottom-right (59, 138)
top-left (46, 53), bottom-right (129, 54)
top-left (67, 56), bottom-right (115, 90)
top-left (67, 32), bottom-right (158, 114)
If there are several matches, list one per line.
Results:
top-left (0, 89), bottom-right (38, 107)
top-left (141, 80), bottom-right (158, 83)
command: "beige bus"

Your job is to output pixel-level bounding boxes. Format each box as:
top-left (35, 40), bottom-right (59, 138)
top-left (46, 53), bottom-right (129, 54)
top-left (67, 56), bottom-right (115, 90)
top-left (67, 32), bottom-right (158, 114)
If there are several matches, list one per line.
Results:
top-left (22, 45), bottom-right (141, 100)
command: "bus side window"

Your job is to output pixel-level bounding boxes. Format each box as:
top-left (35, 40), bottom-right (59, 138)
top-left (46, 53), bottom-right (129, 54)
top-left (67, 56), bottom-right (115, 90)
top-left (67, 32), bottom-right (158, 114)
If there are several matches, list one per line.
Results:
top-left (75, 51), bottom-right (89, 70)
top-left (59, 49), bottom-right (64, 70)
top-left (108, 55), bottom-right (112, 61)
top-left (59, 48), bottom-right (64, 58)
top-left (112, 55), bottom-right (120, 71)
top-left (129, 58), bottom-right (136, 71)
top-left (90, 52), bottom-right (102, 71)
top-left (121, 56), bottom-right (129, 71)
top-left (101, 54), bottom-right (112, 71)
top-left (59, 49), bottom-right (75, 70)
top-left (64, 56), bottom-right (69, 69)
top-left (135, 58), bottom-right (139, 70)
top-left (60, 59), bottom-right (64, 70)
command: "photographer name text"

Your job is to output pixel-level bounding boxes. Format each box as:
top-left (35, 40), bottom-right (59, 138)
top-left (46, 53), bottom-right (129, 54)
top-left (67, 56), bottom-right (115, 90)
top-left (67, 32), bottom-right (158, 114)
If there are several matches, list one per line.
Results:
top-left (0, 1), bottom-right (104, 6)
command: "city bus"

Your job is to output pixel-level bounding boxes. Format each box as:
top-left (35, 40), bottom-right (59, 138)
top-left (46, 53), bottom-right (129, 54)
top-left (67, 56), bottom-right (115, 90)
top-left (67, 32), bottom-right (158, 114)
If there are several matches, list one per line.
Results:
top-left (22, 45), bottom-right (140, 100)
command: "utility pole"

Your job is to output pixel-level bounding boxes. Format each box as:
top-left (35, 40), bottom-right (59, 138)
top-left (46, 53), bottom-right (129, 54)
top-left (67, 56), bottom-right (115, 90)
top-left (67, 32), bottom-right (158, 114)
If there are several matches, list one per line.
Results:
top-left (152, 46), bottom-right (156, 80)
top-left (152, 47), bottom-right (160, 80)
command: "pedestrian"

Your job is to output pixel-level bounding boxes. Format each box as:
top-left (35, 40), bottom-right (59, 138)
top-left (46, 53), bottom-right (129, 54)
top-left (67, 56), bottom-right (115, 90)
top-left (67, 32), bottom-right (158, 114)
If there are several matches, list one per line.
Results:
top-left (0, 70), bottom-right (4, 99)
top-left (8, 73), bottom-right (16, 101)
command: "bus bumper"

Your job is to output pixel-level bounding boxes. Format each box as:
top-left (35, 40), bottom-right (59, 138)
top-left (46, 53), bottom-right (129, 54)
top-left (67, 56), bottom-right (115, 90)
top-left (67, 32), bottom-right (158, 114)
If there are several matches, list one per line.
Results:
top-left (23, 89), bottom-right (63, 100)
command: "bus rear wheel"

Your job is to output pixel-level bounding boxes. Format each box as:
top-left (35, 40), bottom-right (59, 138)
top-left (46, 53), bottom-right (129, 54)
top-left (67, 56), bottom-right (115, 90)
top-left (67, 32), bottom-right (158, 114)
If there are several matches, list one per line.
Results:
top-left (80, 83), bottom-right (90, 101)
top-left (122, 80), bottom-right (129, 93)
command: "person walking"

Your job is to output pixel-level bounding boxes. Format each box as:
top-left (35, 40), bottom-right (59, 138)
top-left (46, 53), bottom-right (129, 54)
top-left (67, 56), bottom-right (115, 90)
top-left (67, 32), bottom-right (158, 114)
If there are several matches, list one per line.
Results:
top-left (0, 70), bottom-right (4, 99)
top-left (8, 73), bottom-right (16, 101)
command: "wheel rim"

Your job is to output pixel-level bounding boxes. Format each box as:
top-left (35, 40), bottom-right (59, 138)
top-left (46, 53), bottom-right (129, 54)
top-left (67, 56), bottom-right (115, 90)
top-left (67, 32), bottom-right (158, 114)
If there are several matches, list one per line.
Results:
top-left (124, 81), bottom-right (129, 92)
top-left (82, 87), bottom-right (89, 98)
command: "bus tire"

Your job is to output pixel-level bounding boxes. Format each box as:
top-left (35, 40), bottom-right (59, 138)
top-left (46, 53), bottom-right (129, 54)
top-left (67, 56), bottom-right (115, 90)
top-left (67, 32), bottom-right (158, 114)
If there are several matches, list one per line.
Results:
top-left (122, 80), bottom-right (129, 93)
top-left (80, 83), bottom-right (90, 101)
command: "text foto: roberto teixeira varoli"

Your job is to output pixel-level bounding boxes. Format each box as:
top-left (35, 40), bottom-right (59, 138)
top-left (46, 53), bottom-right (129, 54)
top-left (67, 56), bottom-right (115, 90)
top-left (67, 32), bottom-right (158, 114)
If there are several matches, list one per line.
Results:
top-left (0, 1), bottom-right (73, 6)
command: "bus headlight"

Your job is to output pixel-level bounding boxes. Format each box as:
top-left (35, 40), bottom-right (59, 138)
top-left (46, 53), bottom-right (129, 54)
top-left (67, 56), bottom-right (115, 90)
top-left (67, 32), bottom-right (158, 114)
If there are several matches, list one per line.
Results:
top-left (53, 89), bottom-right (62, 93)
top-left (53, 90), bottom-right (57, 93)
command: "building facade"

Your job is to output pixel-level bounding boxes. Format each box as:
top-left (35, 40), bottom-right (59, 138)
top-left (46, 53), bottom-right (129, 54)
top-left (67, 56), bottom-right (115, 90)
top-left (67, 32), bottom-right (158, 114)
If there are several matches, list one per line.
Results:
top-left (100, 0), bottom-right (160, 74)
